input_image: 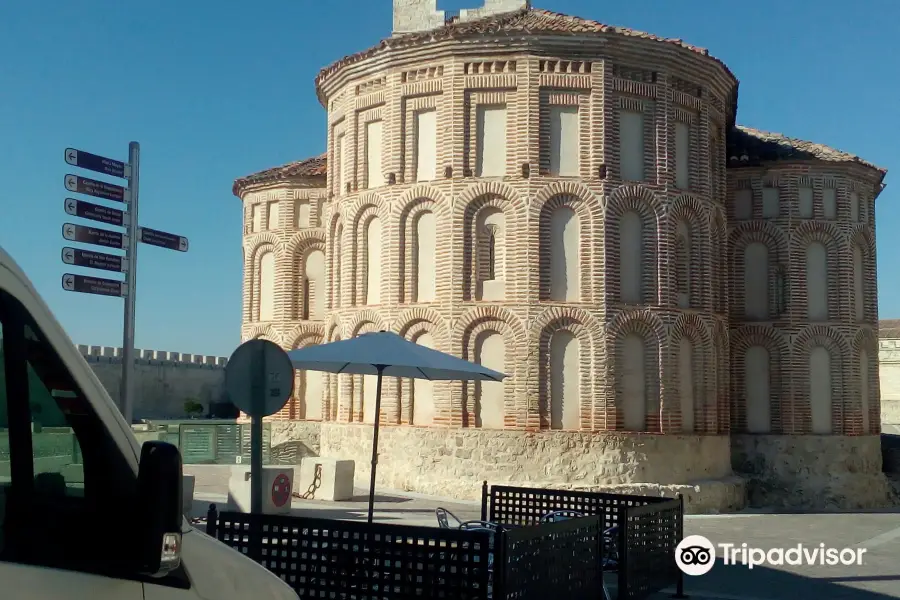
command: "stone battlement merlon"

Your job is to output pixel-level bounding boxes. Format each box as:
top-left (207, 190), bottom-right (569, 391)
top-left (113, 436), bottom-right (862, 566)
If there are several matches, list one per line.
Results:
top-left (392, 0), bottom-right (530, 36)
top-left (75, 344), bottom-right (229, 368)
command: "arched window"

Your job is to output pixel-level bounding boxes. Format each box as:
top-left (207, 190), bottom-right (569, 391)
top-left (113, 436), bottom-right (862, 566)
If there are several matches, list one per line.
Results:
top-left (853, 244), bottom-right (864, 321)
top-left (302, 249), bottom-right (326, 320)
top-left (619, 333), bottom-right (646, 431)
top-left (414, 211), bottom-right (436, 302)
top-left (772, 266), bottom-right (787, 317)
top-left (549, 207), bottom-right (581, 301)
top-left (475, 208), bottom-right (505, 301)
top-left (805, 242), bottom-right (828, 320)
top-left (474, 331), bottom-right (505, 428)
top-left (619, 211), bottom-right (643, 304)
top-left (412, 332), bottom-right (436, 425)
top-left (809, 345), bottom-right (832, 434)
top-left (678, 338), bottom-right (695, 432)
top-left (743, 242), bottom-right (769, 320)
top-left (675, 221), bottom-right (690, 308)
top-left (258, 251), bottom-right (275, 321)
top-left (744, 346), bottom-right (771, 433)
top-left (365, 217), bottom-right (382, 305)
top-left (549, 330), bottom-right (580, 429)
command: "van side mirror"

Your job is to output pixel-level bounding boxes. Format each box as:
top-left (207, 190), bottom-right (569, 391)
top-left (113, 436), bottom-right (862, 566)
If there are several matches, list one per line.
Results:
top-left (136, 441), bottom-right (183, 575)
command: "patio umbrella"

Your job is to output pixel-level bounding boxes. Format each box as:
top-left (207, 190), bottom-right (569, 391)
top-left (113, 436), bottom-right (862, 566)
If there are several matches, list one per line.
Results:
top-left (286, 330), bottom-right (507, 523)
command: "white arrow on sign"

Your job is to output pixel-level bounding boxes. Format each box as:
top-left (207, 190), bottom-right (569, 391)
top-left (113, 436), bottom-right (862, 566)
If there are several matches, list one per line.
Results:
top-left (62, 248), bottom-right (75, 265)
top-left (65, 149), bottom-right (78, 167)
top-left (179, 237), bottom-right (189, 251)
top-left (64, 198), bottom-right (77, 216)
top-left (62, 275), bottom-right (75, 291)
top-left (64, 175), bottom-right (78, 192)
top-left (63, 225), bottom-right (76, 241)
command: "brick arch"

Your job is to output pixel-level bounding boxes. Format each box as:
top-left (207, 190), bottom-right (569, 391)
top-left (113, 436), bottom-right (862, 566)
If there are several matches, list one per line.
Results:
top-left (456, 180), bottom-right (521, 206)
top-left (284, 323), bottom-right (325, 349)
top-left (712, 319), bottom-right (730, 433)
top-left (848, 225), bottom-right (877, 323)
top-left (346, 191), bottom-right (390, 221)
top-left (454, 306), bottom-right (528, 428)
top-left (394, 306), bottom-right (449, 347)
top-left (458, 193), bottom-right (518, 302)
top-left (393, 316), bottom-right (448, 426)
top-left (532, 306), bottom-right (601, 431)
top-left (285, 233), bottom-right (327, 321)
top-left (669, 313), bottom-right (713, 433)
top-left (793, 325), bottom-right (849, 435)
top-left (850, 327), bottom-right (880, 435)
top-left (347, 310), bottom-right (388, 337)
top-left (729, 325), bottom-right (789, 434)
top-left (709, 208), bottom-right (727, 314)
top-left (345, 318), bottom-right (384, 423)
top-left (535, 192), bottom-right (596, 303)
top-left (605, 185), bottom-right (661, 306)
top-left (398, 196), bottom-right (441, 303)
top-left (246, 240), bottom-right (281, 323)
top-left (533, 180), bottom-right (598, 206)
top-left (328, 213), bottom-right (345, 309)
top-left (729, 222), bottom-right (789, 321)
top-left (667, 195), bottom-right (709, 311)
top-left (606, 309), bottom-right (665, 432)
top-left (398, 184), bottom-right (448, 207)
top-left (790, 222), bottom-right (845, 323)
top-left (322, 316), bottom-right (345, 421)
top-left (243, 324), bottom-right (282, 345)
top-left (351, 203), bottom-right (388, 306)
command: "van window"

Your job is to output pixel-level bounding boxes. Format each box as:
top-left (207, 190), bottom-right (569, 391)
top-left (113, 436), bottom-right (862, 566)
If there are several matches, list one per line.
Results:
top-left (0, 289), bottom-right (139, 576)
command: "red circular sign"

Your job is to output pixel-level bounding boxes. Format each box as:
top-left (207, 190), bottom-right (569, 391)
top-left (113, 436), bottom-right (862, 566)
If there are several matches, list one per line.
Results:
top-left (271, 473), bottom-right (291, 508)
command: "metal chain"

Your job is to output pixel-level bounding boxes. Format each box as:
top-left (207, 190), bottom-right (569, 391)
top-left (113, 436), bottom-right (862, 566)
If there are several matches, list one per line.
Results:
top-left (296, 463), bottom-right (323, 500)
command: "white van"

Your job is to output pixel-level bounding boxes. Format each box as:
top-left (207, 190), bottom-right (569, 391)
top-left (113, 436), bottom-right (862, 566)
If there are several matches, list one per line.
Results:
top-left (0, 245), bottom-right (298, 600)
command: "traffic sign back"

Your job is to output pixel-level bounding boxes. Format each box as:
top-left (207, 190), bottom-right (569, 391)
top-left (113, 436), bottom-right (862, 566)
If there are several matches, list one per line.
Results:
top-left (224, 340), bottom-right (294, 417)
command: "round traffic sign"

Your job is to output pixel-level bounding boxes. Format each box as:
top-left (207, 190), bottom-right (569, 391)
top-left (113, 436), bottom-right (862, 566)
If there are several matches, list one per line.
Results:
top-left (271, 473), bottom-right (291, 508)
top-left (224, 339), bottom-right (295, 417)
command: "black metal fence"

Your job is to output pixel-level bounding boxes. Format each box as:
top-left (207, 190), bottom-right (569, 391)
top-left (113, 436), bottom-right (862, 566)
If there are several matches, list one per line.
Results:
top-left (206, 507), bottom-right (492, 599)
top-left (493, 515), bottom-right (603, 600)
top-left (480, 482), bottom-right (685, 600)
top-left (205, 506), bottom-right (605, 600)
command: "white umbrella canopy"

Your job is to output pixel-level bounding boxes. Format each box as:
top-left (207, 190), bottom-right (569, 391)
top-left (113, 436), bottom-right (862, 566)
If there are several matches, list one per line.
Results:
top-left (286, 331), bottom-right (507, 381)
top-left (286, 330), bottom-right (507, 523)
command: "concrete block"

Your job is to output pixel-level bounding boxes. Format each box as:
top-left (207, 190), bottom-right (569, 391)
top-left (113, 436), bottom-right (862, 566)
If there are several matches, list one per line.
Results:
top-left (294, 457), bottom-right (355, 502)
top-left (227, 466), bottom-right (295, 514)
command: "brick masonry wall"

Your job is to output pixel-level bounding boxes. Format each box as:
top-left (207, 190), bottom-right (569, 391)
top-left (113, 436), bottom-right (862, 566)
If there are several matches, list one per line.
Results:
top-left (239, 33), bottom-right (740, 434)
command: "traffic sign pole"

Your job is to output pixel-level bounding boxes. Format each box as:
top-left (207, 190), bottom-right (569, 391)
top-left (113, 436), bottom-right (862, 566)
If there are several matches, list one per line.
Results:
top-left (120, 141), bottom-right (140, 425)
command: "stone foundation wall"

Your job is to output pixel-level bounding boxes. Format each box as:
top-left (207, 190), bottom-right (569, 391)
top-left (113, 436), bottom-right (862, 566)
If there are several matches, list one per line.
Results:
top-left (317, 423), bottom-right (734, 503)
top-left (731, 434), bottom-right (895, 510)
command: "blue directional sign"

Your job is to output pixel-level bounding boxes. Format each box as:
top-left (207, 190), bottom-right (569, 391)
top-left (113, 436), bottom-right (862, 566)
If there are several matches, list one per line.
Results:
top-left (64, 197), bottom-right (125, 227)
top-left (138, 226), bottom-right (189, 252)
top-left (64, 174), bottom-right (126, 202)
top-left (65, 148), bottom-right (126, 179)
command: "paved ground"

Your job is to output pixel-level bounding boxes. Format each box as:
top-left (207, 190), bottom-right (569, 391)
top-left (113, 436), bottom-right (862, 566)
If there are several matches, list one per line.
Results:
top-left (186, 469), bottom-right (900, 600)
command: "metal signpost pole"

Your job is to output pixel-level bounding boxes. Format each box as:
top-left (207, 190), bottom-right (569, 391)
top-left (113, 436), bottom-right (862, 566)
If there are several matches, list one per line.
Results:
top-left (250, 343), bottom-right (265, 515)
top-left (120, 142), bottom-right (140, 425)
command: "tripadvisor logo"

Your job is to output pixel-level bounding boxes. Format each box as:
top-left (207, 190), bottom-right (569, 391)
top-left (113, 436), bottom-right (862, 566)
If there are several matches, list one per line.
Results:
top-left (675, 535), bottom-right (867, 575)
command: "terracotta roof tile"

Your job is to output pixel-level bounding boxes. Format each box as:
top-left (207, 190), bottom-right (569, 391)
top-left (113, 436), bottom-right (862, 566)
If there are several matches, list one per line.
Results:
top-left (315, 7), bottom-right (736, 99)
top-left (880, 320), bottom-right (900, 339)
top-left (233, 153), bottom-right (327, 197)
top-left (727, 126), bottom-right (887, 175)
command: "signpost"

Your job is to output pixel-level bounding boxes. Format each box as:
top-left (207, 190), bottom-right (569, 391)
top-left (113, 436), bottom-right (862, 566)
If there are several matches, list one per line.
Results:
top-left (60, 143), bottom-right (190, 424)
top-left (62, 223), bottom-right (126, 249)
top-left (224, 339), bottom-right (294, 514)
top-left (64, 197), bottom-right (125, 226)
top-left (62, 247), bottom-right (124, 272)
top-left (64, 174), bottom-right (127, 202)
top-left (62, 273), bottom-right (126, 297)
top-left (139, 227), bottom-right (189, 252)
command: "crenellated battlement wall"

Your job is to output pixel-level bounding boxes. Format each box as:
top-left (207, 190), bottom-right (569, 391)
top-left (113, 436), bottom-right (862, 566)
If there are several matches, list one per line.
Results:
top-left (76, 344), bottom-right (229, 368)
top-left (76, 344), bottom-right (229, 420)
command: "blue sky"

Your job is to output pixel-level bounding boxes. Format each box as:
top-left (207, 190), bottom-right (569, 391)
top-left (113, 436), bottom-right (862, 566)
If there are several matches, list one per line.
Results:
top-left (0, 0), bottom-right (896, 357)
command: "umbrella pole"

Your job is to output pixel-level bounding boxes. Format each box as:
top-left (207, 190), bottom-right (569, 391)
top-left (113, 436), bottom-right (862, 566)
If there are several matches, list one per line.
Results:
top-left (367, 365), bottom-right (386, 524)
